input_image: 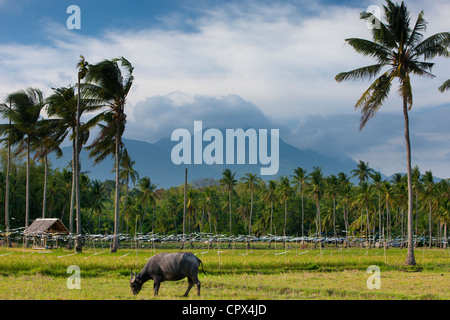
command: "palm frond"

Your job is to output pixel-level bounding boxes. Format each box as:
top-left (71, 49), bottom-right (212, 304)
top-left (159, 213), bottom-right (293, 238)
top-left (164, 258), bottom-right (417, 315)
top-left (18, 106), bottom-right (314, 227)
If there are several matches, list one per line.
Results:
top-left (335, 64), bottom-right (385, 82)
top-left (439, 79), bottom-right (450, 92)
top-left (414, 32), bottom-right (450, 60)
top-left (345, 38), bottom-right (391, 63)
top-left (356, 71), bottom-right (394, 130)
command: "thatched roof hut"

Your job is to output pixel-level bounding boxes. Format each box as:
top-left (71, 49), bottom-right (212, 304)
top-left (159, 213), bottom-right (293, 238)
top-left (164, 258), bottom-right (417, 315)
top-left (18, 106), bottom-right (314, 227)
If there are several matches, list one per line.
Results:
top-left (24, 218), bottom-right (69, 236)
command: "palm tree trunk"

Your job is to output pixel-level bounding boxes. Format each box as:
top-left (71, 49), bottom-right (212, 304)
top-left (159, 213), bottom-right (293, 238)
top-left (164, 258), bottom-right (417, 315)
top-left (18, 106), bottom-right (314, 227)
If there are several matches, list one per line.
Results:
top-left (333, 195), bottom-right (337, 247)
top-left (75, 75), bottom-right (82, 253)
top-left (111, 123), bottom-right (121, 253)
top-left (42, 154), bottom-right (48, 218)
top-left (5, 103), bottom-right (12, 247)
top-left (428, 200), bottom-right (432, 249)
top-left (25, 136), bottom-right (30, 247)
top-left (67, 141), bottom-right (76, 249)
top-left (301, 193), bottom-right (304, 240)
top-left (229, 190), bottom-right (232, 235)
top-left (403, 98), bottom-right (416, 265)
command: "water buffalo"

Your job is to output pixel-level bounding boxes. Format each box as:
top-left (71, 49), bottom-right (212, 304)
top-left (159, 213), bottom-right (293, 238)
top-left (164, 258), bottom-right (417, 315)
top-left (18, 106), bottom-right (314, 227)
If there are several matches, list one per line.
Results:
top-left (130, 252), bottom-right (205, 297)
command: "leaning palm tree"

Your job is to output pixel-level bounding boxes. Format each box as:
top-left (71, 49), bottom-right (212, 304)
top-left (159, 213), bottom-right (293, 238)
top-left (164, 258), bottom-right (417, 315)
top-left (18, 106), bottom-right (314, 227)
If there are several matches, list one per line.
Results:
top-left (220, 169), bottom-right (237, 237)
top-left (83, 57), bottom-right (134, 253)
top-left (3, 89), bottom-right (44, 243)
top-left (335, 0), bottom-right (449, 265)
top-left (46, 85), bottom-right (91, 250)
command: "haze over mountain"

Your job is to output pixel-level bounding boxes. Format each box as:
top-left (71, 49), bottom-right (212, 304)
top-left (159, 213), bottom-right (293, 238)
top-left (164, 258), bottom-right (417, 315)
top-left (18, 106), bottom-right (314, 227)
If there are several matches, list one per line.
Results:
top-left (50, 136), bottom-right (360, 189)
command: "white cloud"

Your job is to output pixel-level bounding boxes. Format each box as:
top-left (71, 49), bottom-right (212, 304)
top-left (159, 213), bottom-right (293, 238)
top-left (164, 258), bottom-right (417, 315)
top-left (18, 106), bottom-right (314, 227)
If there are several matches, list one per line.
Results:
top-left (0, 0), bottom-right (449, 178)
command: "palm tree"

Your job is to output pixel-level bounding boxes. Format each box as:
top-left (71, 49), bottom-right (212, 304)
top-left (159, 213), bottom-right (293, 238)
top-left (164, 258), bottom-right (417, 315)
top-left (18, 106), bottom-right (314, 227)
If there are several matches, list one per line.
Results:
top-left (46, 85), bottom-right (89, 249)
top-left (335, 1), bottom-right (449, 265)
top-left (325, 174), bottom-right (340, 246)
top-left (203, 187), bottom-right (215, 234)
top-left (261, 180), bottom-right (277, 236)
top-left (277, 176), bottom-right (292, 248)
top-left (421, 170), bottom-right (435, 248)
top-left (338, 173), bottom-right (353, 246)
top-left (438, 80), bottom-right (450, 92)
top-left (118, 148), bottom-right (139, 233)
top-left (220, 169), bottom-right (237, 236)
top-left (371, 172), bottom-right (383, 240)
top-left (351, 161), bottom-right (375, 185)
top-left (87, 179), bottom-right (106, 233)
top-left (381, 180), bottom-right (395, 246)
top-left (241, 173), bottom-right (262, 237)
top-left (3, 89), bottom-right (44, 243)
top-left (74, 55), bottom-right (89, 252)
top-left (0, 98), bottom-right (14, 247)
top-left (308, 167), bottom-right (324, 247)
top-left (83, 57), bottom-right (134, 253)
top-left (32, 119), bottom-right (64, 219)
top-left (291, 167), bottom-right (307, 239)
top-left (137, 177), bottom-right (157, 234)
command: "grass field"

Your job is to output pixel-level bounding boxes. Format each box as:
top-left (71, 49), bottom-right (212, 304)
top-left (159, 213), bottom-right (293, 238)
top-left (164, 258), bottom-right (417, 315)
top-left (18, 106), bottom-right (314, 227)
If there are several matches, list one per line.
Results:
top-left (0, 245), bottom-right (448, 300)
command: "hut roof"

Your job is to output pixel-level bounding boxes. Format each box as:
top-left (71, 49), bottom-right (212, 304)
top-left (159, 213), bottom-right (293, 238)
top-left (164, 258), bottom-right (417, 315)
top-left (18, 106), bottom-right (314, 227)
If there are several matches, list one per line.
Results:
top-left (24, 218), bottom-right (69, 235)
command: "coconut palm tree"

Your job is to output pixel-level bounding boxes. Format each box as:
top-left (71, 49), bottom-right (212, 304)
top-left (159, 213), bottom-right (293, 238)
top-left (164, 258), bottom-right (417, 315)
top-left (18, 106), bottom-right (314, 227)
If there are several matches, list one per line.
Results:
top-left (0, 98), bottom-right (14, 247)
top-left (308, 167), bottom-right (325, 246)
top-left (335, 1), bottom-right (449, 265)
top-left (32, 119), bottom-right (64, 219)
top-left (87, 179), bottom-right (106, 233)
top-left (220, 169), bottom-right (237, 236)
top-left (351, 161), bottom-right (375, 185)
top-left (421, 170), bottom-right (435, 248)
top-left (137, 177), bottom-right (157, 234)
top-left (83, 57), bottom-right (134, 253)
top-left (118, 148), bottom-right (139, 233)
top-left (2, 89), bottom-right (44, 243)
top-left (261, 180), bottom-right (277, 236)
top-left (291, 167), bottom-right (307, 239)
top-left (240, 173), bottom-right (262, 238)
top-left (325, 174), bottom-right (340, 246)
top-left (277, 176), bottom-right (292, 248)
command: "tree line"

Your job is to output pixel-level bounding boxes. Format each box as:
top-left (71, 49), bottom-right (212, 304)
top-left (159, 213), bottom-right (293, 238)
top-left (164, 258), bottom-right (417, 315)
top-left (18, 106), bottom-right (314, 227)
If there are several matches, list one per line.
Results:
top-left (0, 150), bottom-right (449, 250)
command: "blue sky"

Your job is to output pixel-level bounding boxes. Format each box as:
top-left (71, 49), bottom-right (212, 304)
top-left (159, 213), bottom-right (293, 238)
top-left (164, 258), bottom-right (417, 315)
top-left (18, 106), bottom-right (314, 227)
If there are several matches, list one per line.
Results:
top-left (0, 0), bottom-right (449, 178)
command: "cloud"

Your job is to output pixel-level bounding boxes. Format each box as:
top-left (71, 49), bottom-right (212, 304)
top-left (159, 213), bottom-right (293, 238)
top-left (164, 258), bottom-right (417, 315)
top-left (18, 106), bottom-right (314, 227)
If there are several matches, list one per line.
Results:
top-left (290, 106), bottom-right (450, 178)
top-left (0, 0), bottom-right (449, 178)
top-left (125, 92), bottom-right (286, 143)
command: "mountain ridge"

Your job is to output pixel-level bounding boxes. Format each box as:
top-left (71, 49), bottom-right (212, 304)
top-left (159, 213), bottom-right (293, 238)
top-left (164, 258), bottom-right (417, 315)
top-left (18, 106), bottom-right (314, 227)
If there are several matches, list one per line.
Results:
top-left (50, 136), bottom-right (361, 188)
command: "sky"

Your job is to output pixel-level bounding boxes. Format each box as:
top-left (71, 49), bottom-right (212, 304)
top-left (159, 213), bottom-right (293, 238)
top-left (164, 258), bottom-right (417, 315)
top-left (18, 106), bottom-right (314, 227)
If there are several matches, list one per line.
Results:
top-left (0, 0), bottom-right (449, 178)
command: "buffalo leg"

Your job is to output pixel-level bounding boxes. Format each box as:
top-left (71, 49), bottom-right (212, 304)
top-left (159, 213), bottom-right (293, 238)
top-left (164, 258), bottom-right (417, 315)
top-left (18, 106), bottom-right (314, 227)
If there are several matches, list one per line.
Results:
top-left (183, 277), bottom-right (194, 297)
top-left (153, 279), bottom-right (161, 296)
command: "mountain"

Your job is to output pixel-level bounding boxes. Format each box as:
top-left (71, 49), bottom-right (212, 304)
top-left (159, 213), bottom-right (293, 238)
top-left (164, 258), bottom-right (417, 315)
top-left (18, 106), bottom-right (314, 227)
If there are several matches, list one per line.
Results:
top-left (49, 136), bottom-right (359, 189)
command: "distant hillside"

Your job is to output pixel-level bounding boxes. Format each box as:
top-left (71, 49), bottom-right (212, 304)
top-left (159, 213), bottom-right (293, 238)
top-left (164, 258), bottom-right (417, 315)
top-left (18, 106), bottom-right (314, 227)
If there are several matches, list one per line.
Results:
top-left (50, 137), bottom-right (359, 189)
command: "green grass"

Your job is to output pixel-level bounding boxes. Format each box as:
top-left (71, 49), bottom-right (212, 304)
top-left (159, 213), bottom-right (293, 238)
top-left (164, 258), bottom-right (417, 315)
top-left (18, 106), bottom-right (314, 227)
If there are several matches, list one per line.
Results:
top-left (0, 246), bottom-right (448, 300)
